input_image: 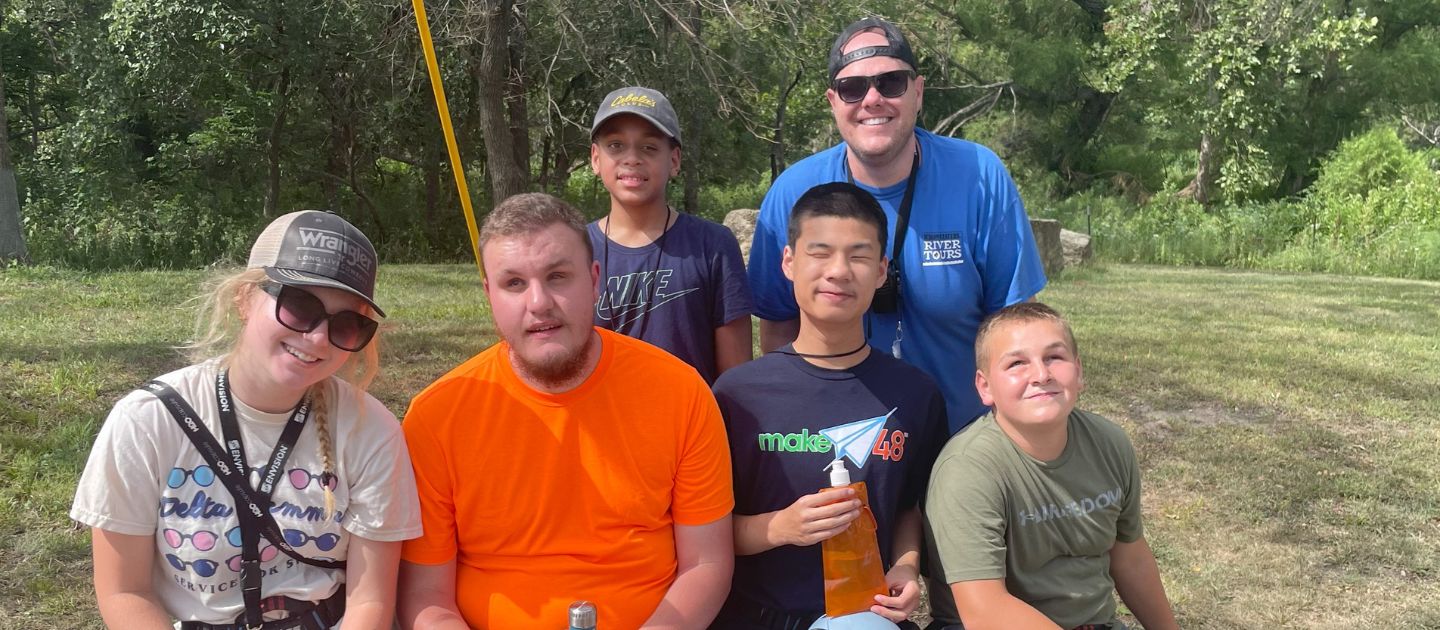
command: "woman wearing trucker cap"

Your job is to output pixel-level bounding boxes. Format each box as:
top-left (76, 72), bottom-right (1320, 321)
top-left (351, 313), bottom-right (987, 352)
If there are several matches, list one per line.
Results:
top-left (72, 211), bottom-right (421, 630)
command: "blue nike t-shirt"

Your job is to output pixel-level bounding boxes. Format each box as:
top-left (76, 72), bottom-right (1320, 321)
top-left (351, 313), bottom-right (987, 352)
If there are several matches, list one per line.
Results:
top-left (589, 212), bottom-right (754, 384)
top-left (748, 128), bottom-right (1047, 433)
top-left (712, 349), bottom-right (947, 620)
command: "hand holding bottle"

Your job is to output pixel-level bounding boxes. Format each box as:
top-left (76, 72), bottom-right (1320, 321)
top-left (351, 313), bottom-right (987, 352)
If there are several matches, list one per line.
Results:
top-left (769, 488), bottom-right (861, 547)
top-left (869, 564), bottom-right (920, 622)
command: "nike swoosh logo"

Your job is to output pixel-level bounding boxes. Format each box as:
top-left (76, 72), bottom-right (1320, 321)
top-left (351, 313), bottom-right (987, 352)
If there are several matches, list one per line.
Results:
top-left (597, 287), bottom-right (700, 326)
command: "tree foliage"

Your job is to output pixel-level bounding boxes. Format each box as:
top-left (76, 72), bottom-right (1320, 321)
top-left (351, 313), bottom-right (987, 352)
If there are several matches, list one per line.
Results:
top-left (1, 0), bottom-right (1435, 268)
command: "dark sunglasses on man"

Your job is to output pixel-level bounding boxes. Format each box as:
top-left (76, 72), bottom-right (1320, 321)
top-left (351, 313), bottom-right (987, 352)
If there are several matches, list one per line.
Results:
top-left (261, 282), bottom-right (379, 352)
top-left (832, 69), bottom-right (916, 104)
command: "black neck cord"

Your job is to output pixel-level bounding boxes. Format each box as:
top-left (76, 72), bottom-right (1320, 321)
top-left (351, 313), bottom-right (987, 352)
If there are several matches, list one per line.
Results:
top-left (602, 206), bottom-right (674, 337)
top-left (777, 339), bottom-right (870, 360)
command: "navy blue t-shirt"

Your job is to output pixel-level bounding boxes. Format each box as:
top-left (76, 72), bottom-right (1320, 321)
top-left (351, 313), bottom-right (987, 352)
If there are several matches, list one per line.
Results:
top-left (589, 213), bottom-right (754, 384)
top-left (712, 348), bottom-right (948, 619)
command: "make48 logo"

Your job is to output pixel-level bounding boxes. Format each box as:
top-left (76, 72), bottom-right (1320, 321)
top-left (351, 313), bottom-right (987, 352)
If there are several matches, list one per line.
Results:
top-left (758, 409), bottom-right (908, 468)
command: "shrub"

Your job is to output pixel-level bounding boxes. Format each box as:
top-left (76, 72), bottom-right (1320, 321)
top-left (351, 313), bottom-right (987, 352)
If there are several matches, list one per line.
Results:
top-left (1308, 126), bottom-right (1440, 243)
top-left (1263, 229), bottom-right (1440, 280)
top-left (1054, 124), bottom-right (1440, 280)
top-left (697, 174), bottom-right (769, 223)
top-left (1029, 189), bottom-right (1134, 236)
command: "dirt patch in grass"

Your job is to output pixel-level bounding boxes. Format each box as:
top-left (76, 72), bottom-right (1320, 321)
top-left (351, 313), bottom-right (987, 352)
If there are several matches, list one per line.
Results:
top-left (1115, 401), bottom-right (1275, 442)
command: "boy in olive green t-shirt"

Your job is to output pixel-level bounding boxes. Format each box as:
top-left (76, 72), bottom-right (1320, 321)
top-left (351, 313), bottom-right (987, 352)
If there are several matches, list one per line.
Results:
top-left (923, 303), bottom-right (1179, 630)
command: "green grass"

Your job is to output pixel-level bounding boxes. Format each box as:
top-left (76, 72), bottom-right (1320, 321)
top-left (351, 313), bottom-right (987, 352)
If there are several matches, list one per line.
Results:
top-left (2, 263), bottom-right (1437, 628)
top-left (1053, 265), bottom-right (1440, 628)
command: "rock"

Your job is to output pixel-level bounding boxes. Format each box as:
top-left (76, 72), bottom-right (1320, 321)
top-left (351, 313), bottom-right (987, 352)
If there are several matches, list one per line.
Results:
top-left (724, 208), bottom-right (759, 265)
top-left (1060, 229), bottom-right (1092, 268)
top-left (1029, 218), bottom-right (1063, 277)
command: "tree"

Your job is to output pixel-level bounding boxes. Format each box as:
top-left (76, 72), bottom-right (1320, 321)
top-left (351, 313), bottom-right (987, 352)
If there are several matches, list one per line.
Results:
top-left (472, 0), bottom-right (530, 204)
top-left (1099, 0), bottom-right (1377, 204)
top-left (0, 11), bottom-right (27, 264)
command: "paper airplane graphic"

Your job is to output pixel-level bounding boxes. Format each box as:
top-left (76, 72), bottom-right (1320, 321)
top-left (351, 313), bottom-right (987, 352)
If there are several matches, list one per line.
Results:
top-left (819, 409), bottom-right (895, 469)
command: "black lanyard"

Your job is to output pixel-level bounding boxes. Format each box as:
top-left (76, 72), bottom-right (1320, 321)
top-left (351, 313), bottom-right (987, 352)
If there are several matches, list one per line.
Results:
top-left (215, 370), bottom-right (310, 504)
top-left (845, 147), bottom-right (921, 271)
top-left (849, 148), bottom-right (920, 358)
top-left (144, 372), bottom-right (343, 630)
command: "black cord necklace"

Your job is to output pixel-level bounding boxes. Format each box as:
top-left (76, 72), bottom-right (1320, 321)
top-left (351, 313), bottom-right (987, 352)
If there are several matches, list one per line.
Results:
top-left (778, 340), bottom-right (871, 360)
top-left (601, 206), bottom-right (674, 337)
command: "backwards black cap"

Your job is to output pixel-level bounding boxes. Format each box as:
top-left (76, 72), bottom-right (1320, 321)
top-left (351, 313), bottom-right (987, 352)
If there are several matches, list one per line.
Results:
top-left (827, 17), bottom-right (918, 83)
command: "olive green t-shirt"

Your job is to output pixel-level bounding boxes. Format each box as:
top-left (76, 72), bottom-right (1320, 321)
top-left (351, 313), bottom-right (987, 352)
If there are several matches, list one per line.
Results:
top-left (923, 409), bottom-right (1143, 628)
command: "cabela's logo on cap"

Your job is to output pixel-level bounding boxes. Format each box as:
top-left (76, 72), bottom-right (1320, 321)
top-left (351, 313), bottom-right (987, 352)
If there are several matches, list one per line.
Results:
top-left (610, 92), bottom-right (657, 109)
top-left (298, 227), bottom-right (375, 272)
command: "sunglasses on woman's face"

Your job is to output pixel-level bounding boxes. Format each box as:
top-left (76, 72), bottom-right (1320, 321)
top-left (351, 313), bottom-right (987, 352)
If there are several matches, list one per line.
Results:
top-left (260, 283), bottom-right (378, 352)
top-left (832, 69), bottom-right (916, 104)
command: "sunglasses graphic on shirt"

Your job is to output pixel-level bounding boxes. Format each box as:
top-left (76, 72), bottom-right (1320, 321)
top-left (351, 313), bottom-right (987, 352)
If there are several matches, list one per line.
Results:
top-left (169, 465), bottom-right (334, 491)
top-left (226, 544), bottom-right (280, 572)
top-left (163, 528), bottom-right (218, 551)
top-left (167, 465), bottom-right (215, 489)
top-left (165, 553), bottom-right (218, 578)
top-left (223, 526), bottom-right (339, 552)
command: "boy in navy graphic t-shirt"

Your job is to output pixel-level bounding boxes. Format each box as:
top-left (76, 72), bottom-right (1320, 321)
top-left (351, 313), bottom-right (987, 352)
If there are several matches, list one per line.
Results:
top-left (711, 182), bottom-right (946, 629)
top-left (587, 86), bottom-right (754, 384)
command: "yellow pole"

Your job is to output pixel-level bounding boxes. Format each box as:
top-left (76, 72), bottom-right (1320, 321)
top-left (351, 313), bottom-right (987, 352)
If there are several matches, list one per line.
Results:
top-left (411, 0), bottom-right (485, 280)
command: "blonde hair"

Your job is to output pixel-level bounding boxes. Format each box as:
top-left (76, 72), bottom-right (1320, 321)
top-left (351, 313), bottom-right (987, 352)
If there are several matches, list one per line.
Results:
top-left (974, 302), bottom-right (1079, 371)
top-left (186, 267), bottom-right (383, 517)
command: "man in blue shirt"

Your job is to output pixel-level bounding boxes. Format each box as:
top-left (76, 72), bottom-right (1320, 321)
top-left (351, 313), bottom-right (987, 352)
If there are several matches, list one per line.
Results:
top-left (749, 17), bottom-right (1046, 433)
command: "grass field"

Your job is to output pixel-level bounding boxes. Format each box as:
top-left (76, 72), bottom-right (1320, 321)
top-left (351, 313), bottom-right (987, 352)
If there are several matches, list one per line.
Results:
top-left (1, 263), bottom-right (1437, 629)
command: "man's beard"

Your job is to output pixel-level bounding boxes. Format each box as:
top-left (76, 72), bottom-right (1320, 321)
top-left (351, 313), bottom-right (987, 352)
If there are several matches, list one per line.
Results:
top-left (509, 329), bottom-right (597, 390)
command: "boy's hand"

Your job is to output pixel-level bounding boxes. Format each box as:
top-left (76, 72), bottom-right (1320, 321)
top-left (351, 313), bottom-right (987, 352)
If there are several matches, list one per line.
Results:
top-left (768, 489), bottom-right (861, 547)
top-left (870, 564), bottom-right (920, 622)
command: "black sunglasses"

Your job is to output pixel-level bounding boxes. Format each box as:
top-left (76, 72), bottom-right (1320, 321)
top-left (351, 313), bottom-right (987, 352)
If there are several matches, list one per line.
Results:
top-left (260, 283), bottom-right (378, 352)
top-left (832, 69), bottom-right (916, 104)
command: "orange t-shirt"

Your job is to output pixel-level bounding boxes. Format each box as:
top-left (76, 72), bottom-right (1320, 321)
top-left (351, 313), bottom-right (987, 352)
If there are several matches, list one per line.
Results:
top-left (401, 328), bottom-right (734, 629)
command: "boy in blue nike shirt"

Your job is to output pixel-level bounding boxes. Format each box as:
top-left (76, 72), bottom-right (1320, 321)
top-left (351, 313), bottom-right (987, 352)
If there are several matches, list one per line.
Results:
top-left (587, 86), bottom-right (753, 383)
top-left (711, 182), bottom-right (947, 629)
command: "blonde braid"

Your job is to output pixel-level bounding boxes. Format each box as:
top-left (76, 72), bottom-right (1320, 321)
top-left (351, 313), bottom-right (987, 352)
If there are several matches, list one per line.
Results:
top-left (309, 379), bottom-right (337, 520)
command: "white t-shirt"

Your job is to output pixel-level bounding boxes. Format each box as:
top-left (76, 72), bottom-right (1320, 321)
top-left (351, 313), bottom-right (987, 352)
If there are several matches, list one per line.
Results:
top-left (71, 361), bottom-right (422, 624)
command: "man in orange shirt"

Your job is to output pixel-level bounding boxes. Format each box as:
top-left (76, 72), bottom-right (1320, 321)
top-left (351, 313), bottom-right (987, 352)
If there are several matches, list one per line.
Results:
top-left (397, 193), bottom-right (735, 630)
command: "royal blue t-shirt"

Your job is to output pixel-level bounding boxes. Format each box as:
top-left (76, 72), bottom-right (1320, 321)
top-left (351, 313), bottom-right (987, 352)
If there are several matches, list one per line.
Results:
top-left (712, 349), bottom-right (947, 620)
top-left (589, 212), bottom-right (754, 384)
top-left (749, 129), bottom-right (1047, 432)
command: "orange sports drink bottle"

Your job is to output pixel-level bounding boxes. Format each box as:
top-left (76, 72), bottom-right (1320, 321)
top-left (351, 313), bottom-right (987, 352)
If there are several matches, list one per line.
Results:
top-left (819, 459), bottom-right (888, 618)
